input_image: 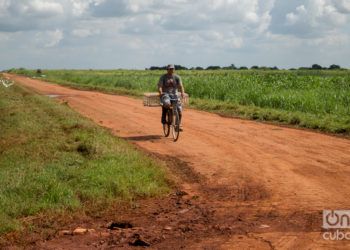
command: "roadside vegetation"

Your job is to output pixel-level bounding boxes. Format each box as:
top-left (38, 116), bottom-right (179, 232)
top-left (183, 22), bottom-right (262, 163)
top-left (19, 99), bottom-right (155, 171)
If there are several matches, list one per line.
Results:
top-left (0, 80), bottom-right (169, 235)
top-left (9, 68), bottom-right (350, 134)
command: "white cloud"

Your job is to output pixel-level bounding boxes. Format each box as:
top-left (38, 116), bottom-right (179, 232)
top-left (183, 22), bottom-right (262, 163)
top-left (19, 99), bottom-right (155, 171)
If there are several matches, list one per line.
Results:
top-left (245, 11), bottom-right (259, 24)
top-left (0, 0), bottom-right (10, 17)
top-left (286, 5), bottom-right (306, 25)
top-left (307, 32), bottom-right (349, 46)
top-left (28, 0), bottom-right (64, 17)
top-left (0, 1), bottom-right (65, 31)
top-left (227, 37), bottom-right (244, 49)
top-left (284, 0), bottom-right (349, 37)
top-left (0, 32), bottom-right (10, 42)
top-left (46, 29), bottom-right (64, 47)
top-left (127, 37), bottom-right (145, 50)
top-left (72, 28), bottom-right (99, 38)
top-left (255, 11), bottom-right (272, 34)
top-left (70, 0), bottom-right (91, 16)
top-left (120, 13), bottom-right (162, 34)
top-left (35, 29), bottom-right (64, 47)
top-left (89, 0), bottom-right (138, 17)
top-left (332, 0), bottom-right (350, 13)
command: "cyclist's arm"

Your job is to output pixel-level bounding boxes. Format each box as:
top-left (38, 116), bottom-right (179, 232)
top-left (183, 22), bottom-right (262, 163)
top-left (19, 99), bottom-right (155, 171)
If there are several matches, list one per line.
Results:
top-left (178, 81), bottom-right (185, 98)
top-left (157, 76), bottom-right (163, 95)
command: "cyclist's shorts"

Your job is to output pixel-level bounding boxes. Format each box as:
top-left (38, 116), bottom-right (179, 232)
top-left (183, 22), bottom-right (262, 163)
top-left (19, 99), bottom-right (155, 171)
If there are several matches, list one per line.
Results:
top-left (161, 93), bottom-right (182, 112)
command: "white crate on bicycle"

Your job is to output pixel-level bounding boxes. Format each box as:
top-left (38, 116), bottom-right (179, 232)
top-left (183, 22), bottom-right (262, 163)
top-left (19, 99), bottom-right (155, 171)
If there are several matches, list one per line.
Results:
top-left (143, 92), bottom-right (189, 107)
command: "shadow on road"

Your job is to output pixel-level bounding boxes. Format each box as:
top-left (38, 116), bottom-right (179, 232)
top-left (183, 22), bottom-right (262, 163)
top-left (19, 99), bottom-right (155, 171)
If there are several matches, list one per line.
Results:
top-left (122, 135), bottom-right (163, 141)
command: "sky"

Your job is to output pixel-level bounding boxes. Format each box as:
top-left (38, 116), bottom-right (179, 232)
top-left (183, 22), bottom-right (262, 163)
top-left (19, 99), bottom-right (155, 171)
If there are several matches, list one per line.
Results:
top-left (0, 0), bottom-right (349, 69)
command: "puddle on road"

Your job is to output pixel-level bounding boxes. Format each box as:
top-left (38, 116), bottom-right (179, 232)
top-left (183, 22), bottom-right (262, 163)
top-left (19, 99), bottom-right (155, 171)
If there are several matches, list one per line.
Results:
top-left (46, 94), bottom-right (61, 98)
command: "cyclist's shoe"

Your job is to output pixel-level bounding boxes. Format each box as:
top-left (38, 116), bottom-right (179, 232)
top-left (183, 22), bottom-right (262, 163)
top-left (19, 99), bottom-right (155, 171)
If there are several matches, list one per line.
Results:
top-left (179, 125), bottom-right (183, 132)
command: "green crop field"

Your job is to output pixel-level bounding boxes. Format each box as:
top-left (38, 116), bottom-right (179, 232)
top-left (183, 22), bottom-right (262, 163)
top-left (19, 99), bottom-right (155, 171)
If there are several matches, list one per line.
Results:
top-left (10, 68), bottom-right (350, 135)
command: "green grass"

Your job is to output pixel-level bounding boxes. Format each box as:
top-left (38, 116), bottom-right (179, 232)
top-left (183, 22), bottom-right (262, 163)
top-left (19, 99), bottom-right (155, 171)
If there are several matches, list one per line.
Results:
top-left (9, 68), bottom-right (350, 135)
top-left (190, 98), bottom-right (350, 134)
top-left (0, 81), bottom-right (169, 234)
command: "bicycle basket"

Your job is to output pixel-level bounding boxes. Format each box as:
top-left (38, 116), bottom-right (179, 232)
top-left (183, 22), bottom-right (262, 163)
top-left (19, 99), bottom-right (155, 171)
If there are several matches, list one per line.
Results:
top-left (143, 92), bottom-right (189, 107)
top-left (143, 92), bottom-right (161, 107)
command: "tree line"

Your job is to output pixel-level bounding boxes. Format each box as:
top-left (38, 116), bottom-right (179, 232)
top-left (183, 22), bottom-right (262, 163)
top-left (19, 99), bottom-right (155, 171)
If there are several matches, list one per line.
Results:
top-left (147, 64), bottom-right (344, 70)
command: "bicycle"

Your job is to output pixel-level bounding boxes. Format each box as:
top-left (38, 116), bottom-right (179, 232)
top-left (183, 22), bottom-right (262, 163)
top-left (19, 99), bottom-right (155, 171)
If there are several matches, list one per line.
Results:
top-left (162, 95), bottom-right (181, 142)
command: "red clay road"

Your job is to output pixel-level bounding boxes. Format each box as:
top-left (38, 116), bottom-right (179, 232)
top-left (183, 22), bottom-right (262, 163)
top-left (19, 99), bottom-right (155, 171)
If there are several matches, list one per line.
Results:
top-left (6, 74), bottom-right (350, 249)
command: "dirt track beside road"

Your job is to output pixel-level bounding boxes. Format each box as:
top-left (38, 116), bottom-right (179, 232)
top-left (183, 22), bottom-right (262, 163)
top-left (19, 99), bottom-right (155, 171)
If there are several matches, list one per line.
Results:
top-left (6, 73), bottom-right (350, 249)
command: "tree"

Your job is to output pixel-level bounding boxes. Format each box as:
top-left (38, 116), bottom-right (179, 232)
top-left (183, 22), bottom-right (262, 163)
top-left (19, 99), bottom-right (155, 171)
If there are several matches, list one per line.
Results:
top-left (228, 64), bottom-right (237, 69)
top-left (148, 65), bottom-right (188, 70)
top-left (239, 66), bottom-right (248, 70)
top-left (149, 66), bottom-right (166, 70)
top-left (329, 64), bottom-right (341, 70)
top-left (251, 65), bottom-right (259, 69)
top-left (175, 65), bottom-right (188, 70)
top-left (222, 64), bottom-right (236, 70)
top-left (311, 64), bottom-right (322, 70)
top-left (206, 66), bottom-right (221, 70)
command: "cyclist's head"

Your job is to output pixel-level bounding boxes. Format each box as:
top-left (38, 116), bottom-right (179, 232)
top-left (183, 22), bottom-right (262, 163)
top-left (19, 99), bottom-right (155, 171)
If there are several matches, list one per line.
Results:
top-left (167, 64), bottom-right (175, 74)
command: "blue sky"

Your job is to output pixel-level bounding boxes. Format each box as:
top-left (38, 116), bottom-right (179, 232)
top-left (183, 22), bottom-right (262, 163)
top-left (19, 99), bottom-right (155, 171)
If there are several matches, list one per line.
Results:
top-left (0, 0), bottom-right (349, 69)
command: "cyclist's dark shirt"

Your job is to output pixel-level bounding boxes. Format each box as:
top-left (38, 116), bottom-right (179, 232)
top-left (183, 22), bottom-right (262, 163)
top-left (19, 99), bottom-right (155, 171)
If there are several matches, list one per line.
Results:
top-left (158, 74), bottom-right (183, 95)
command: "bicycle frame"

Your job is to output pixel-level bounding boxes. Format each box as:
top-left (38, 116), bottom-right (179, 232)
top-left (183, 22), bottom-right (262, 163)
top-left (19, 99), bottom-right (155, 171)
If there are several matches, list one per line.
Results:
top-left (162, 96), bottom-right (181, 141)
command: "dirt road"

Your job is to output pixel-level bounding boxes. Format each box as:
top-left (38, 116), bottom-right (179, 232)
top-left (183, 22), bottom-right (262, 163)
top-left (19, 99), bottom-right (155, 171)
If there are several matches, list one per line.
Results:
top-left (6, 74), bottom-right (350, 249)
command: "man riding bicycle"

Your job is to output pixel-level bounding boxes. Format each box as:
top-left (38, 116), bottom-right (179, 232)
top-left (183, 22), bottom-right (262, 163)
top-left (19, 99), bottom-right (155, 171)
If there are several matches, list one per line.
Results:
top-left (158, 64), bottom-right (185, 129)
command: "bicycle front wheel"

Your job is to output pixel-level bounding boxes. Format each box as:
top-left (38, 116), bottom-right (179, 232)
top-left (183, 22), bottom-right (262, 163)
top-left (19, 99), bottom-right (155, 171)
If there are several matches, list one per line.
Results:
top-left (163, 109), bottom-right (171, 137)
top-left (172, 108), bottom-right (180, 142)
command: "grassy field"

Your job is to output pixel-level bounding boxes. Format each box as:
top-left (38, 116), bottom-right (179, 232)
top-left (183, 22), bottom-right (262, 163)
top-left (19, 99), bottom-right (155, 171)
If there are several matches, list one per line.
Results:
top-left (0, 79), bottom-right (169, 235)
top-left (9, 68), bottom-right (350, 134)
